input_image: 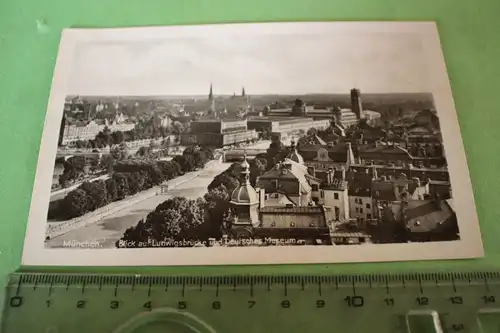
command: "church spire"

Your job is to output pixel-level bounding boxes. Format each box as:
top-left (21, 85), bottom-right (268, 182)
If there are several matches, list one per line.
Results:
top-left (240, 152), bottom-right (250, 184)
top-left (209, 83), bottom-right (214, 101)
top-left (242, 86), bottom-right (246, 97)
top-left (346, 142), bottom-right (355, 168)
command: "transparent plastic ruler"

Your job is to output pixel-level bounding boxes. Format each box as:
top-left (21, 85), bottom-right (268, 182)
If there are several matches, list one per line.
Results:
top-left (2, 272), bottom-right (500, 332)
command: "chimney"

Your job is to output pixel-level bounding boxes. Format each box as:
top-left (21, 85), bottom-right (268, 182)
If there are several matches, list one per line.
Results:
top-left (341, 167), bottom-right (346, 181)
top-left (371, 165), bottom-right (378, 179)
top-left (434, 193), bottom-right (442, 210)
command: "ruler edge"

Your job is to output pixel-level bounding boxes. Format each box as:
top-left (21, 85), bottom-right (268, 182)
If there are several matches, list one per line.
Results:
top-left (5, 271), bottom-right (500, 287)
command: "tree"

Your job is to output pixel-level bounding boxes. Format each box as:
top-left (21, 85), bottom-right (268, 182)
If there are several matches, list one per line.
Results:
top-left (112, 173), bottom-right (130, 199)
top-left (110, 143), bottom-right (128, 161)
top-left (88, 156), bottom-right (100, 174)
top-left (111, 131), bottom-right (125, 145)
top-left (75, 140), bottom-right (87, 149)
top-left (117, 197), bottom-right (207, 247)
top-left (192, 151), bottom-right (207, 169)
top-left (204, 185), bottom-right (233, 238)
top-left (208, 172), bottom-right (240, 194)
top-left (171, 121), bottom-right (185, 135)
top-left (99, 155), bottom-right (115, 174)
top-left (61, 188), bottom-right (89, 218)
top-left (126, 172), bottom-right (146, 194)
top-left (95, 128), bottom-right (112, 147)
top-left (80, 180), bottom-right (109, 210)
top-left (158, 160), bottom-right (180, 180)
top-left (136, 146), bottom-right (151, 157)
top-left (105, 178), bottom-right (118, 202)
top-left (63, 156), bottom-right (87, 181)
top-left (173, 155), bottom-right (195, 173)
top-left (307, 127), bottom-right (318, 136)
top-left (58, 172), bottom-right (70, 188)
top-left (249, 158), bottom-right (265, 186)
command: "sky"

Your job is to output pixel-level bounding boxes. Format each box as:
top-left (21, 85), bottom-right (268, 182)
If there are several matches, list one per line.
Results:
top-left (67, 31), bottom-right (431, 96)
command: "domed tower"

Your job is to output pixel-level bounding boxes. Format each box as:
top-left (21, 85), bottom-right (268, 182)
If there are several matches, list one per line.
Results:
top-left (287, 138), bottom-right (304, 165)
top-left (230, 154), bottom-right (260, 234)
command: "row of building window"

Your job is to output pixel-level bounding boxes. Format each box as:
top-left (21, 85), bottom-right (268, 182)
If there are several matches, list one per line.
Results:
top-left (318, 191), bottom-right (340, 200)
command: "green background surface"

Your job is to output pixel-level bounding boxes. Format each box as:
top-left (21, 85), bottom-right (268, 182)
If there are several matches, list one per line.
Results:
top-left (0, 0), bottom-right (499, 285)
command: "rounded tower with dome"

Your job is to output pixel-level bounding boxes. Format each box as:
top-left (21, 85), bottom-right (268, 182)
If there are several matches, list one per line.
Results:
top-left (230, 154), bottom-right (260, 237)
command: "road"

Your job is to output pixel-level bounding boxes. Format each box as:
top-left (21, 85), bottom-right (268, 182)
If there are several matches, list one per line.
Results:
top-left (46, 161), bottom-right (232, 249)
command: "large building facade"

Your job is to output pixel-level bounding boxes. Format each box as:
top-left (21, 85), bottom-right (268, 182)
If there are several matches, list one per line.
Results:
top-left (185, 119), bottom-right (258, 147)
top-left (247, 117), bottom-right (330, 138)
top-left (60, 114), bottom-right (135, 145)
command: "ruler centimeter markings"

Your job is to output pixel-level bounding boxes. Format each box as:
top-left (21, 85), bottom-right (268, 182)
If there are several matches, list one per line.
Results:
top-left (3, 272), bottom-right (500, 333)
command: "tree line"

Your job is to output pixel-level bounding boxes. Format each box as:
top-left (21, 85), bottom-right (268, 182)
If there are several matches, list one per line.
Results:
top-left (49, 146), bottom-right (214, 220)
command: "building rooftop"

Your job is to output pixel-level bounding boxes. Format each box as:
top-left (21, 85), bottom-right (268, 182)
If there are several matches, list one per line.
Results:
top-left (347, 174), bottom-right (372, 197)
top-left (257, 159), bottom-right (312, 194)
top-left (395, 199), bottom-right (455, 233)
top-left (259, 206), bottom-right (325, 214)
top-left (358, 144), bottom-right (411, 155)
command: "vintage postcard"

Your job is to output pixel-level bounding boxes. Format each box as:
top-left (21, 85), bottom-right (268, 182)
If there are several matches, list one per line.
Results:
top-left (22, 22), bottom-right (483, 266)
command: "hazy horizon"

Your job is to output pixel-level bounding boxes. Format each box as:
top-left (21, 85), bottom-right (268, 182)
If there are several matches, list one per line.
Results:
top-left (67, 92), bottom-right (434, 99)
top-left (67, 30), bottom-right (433, 96)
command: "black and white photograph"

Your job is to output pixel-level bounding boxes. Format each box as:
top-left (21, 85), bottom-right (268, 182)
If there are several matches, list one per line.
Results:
top-left (22, 22), bottom-right (483, 266)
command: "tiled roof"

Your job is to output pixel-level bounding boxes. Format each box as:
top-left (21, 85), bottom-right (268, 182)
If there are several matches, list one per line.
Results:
top-left (347, 174), bottom-right (372, 197)
top-left (299, 143), bottom-right (347, 153)
top-left (258, 159), bottom-right (312, 194)
top-left (372, 181), bottom-right (397, 201)
top-left (399, 200), bottom-right (455, 233)
top-left (358, 144), bottom-right (410, 155)
top-left (259, 206), bottom-right (325, 214)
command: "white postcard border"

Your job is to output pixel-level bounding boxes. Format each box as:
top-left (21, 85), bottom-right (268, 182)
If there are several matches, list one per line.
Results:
top-left (21, 22), bottom-right (484, 266)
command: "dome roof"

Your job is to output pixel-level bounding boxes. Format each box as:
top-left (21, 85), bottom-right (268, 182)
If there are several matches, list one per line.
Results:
top-left (230, 183), bottom-right (259, 204)
top-left (240, 155), bottom-right (250, 170)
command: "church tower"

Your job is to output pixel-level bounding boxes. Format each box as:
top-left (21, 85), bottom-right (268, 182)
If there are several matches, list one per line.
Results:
top-left (346, 142), bottom-right (356, 168)
top-left (242, 87), bottom-right (246, 97)
top-left (230, 154), bottom-right (260, 235)
top-left (350, 88), bottom-right (362, 119)
top-left (209, 83), bottom-right (214, 101)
